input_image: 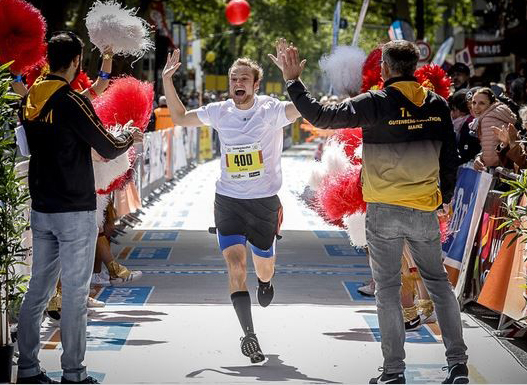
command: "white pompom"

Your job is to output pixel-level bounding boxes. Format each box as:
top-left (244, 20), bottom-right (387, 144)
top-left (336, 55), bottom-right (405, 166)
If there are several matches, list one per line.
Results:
top-left (321, 141), bottom-right (350, 176)
top-left (308, 140), bottom-right (350, 192)
top-left (86, 0), bottom-right (154, 58)
top-left (308, 161), bottom-right (326, 190)
top-left (319, 45), bottom-right (367, 96)
top-left (92, 124), bottom-right (131, 191)
top-left (343, 212), bottom-right (367, 247)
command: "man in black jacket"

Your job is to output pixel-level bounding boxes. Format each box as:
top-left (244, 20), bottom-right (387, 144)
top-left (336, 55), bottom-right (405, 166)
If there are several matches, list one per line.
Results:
top-left (273, 40), bottom-right (468, 384)
top-left (16, 32), bottom-right (142, 384)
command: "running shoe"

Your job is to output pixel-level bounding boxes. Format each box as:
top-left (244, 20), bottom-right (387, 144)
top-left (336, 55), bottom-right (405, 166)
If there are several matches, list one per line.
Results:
top-left (61, 376), bottom-right (99, 384)
top-left (87, 297), bottom-right (105, 308)
top-left (257, 281), bottom-right (274, 307)
top-left (90, 272), bottom-right (111, 286)
top-left (442, 363), bottom-right (469, 384)
top-left (418, 299), bottom-right (437, 323)
top-left (17, 370), bottom-right (58, 384)
top-left (358, 279), bottom-right (375, 297)
top-left (240, 333), bottom-right (265, 364)
top-left (369, 368), bottom-right (406, 384)
top-left (107, 260), bottom-right (142, 284)
top-left (404, 315), bottom-right (422, 331)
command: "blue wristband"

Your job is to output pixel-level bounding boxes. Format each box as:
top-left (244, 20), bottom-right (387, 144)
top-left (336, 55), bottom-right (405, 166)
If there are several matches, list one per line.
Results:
top-left (98, 71), bottom-right (111, 80)
top-left (13, 75), bottom-right (23, 82)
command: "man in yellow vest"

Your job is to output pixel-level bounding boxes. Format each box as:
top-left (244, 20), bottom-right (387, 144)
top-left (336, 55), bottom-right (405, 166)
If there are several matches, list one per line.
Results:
top-left (154, 95), bottom-right (174, 130)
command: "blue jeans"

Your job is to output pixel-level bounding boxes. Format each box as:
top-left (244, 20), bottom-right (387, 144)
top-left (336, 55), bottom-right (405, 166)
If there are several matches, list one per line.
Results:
top-left (365, 203), bottom-right (468, 374)
top-left (17, 210), bottom-right (97, 382)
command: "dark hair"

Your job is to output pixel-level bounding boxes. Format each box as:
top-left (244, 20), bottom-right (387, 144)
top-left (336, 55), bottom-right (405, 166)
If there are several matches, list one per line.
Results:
top-left (381, 40), bottom-right (420, 77)
top-left (505, 72), bottom-right (519, 85)
top-left (510, 77), bottom-right (526, 105)
top-left (449, 89), bottom-right (470, 114)
top-left (48, 31), bottom-right (84, 72)
top-left (473, 87), bottom-right (496, 104)
top-left (465, 86), bottom-right (480, 102)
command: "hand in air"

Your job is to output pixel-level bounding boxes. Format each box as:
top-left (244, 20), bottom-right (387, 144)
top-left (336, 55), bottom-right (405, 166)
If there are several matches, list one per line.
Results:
top-left (162, 49), bottom-right (182, 79)
top-left (280, 42), bottom-right (306, 81)
top-left (268, 38), bottom-right (289, 71)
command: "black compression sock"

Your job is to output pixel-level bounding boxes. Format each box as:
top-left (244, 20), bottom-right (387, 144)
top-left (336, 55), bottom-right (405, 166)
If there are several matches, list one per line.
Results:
top-left (231, 291), bottom-right (254, 336)
top-left (258, 278), bottom-right (271, 287)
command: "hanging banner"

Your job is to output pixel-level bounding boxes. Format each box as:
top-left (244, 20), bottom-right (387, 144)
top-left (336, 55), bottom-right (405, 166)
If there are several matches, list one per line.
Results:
top-left (502, 196), bottom-right (527, 321)
top-left (148, 131), bottom-right (164, 184)
top-left (477, 233), bottom-right (517, 314)
top-left (199, 126), bottom-right (213, 161)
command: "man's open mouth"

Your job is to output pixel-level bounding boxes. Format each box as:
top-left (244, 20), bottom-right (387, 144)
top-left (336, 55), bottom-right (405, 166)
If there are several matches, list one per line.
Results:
top-left (235, 89), bottom-right (246, 96)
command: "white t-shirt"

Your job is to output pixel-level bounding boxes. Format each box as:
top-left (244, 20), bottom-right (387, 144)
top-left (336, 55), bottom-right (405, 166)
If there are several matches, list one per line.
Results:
top-left (196, 95), bottom-right (292, 199)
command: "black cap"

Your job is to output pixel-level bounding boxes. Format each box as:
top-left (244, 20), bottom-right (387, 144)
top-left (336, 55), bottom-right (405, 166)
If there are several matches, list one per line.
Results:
top-left (448, 62), bottom-right (470, 76)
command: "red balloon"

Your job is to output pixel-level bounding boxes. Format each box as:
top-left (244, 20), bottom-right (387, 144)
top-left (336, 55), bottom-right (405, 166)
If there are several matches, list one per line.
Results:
top-left (225, 0), bottom-right (251, 26)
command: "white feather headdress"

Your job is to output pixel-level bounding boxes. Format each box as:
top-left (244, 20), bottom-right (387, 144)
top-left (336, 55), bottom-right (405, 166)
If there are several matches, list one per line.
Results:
top-left (319, 45), bottom-right (367, 96)
top-left (86, 1), bottom-right (154, 58)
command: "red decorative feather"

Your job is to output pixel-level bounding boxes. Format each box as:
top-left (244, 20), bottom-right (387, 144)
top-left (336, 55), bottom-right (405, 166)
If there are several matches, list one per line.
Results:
top-left (92, 76), bottom-right (154, 131)
top-left (71, 70), bottom-right (93, 91)
top-left (25, 64), bottom-right (46, 88)
top-left (414, 64), bottom-right (452, 99)
top-left (316, 166), bottom-right (366, 222)
top-left (331, 128), bottom-right (363, 164)
top-left (361, 48), bottom-right (383, 92)
top-left (0, 0), bottom-right (47, 74)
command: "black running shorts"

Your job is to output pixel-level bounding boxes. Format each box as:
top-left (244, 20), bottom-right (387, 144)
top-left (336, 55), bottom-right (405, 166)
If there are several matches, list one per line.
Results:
top-left (214, 193), bottom-right (283, 251)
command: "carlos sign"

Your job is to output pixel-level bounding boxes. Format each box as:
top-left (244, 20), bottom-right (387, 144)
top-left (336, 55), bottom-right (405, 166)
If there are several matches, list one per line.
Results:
top-left (465, 38), bottom-right (509, 57)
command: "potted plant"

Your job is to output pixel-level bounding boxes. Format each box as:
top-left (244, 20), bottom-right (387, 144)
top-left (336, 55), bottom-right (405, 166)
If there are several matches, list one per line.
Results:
top-left (0, 61), bottom-right (30, 383)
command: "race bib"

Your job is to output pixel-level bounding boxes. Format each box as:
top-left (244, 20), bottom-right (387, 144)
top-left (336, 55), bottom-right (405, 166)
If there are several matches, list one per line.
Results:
top-left (225, 143), bottom-right (264, 181)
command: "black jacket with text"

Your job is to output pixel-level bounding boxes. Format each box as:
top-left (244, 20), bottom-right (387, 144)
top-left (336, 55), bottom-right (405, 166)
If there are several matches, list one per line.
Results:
top-left (20, 75), bottom-right (134, 213)
top-left (287, 76), bottom-right (460, 210)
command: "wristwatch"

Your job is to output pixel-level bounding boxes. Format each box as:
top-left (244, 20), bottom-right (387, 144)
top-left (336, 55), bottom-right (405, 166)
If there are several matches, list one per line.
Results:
top-left (285, 78), bottom-right (299, 88)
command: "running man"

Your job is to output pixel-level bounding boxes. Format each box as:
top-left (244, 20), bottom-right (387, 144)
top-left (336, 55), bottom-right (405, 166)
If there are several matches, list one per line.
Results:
top-left (162, 43), bottom-right (301, 363)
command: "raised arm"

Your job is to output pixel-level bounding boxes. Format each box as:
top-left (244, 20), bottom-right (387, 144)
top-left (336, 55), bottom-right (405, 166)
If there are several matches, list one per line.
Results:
top-left (162, 49), bottom-right (202, 127)
top-left (81, 47), bottom-right (113, 101)
top-left (271, 40), bottom-right (369, 129)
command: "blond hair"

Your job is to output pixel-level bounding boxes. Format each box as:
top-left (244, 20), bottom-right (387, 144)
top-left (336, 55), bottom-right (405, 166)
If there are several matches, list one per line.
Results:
top-left (228, 57), bottom-right (264, 83)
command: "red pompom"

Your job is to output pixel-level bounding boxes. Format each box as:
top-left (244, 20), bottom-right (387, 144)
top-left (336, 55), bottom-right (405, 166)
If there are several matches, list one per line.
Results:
top-left (414, 64), bottom-right (452, 99)
top-left (361, 48), bottom-right (384, 92)
top-left (97, 167), bottom-right (135, 195)
top-left (92, 76), bottom-right (154, 131)
top-left (316, 166), bottom-right (366, 222)
top-left (331, 128), bottom-right (363, 164)
top-left (25, 64), bottom-right (47, 88)
top-left (71, 70), bottom-right (93, 91)
top-left (0, 0), bottom-right (47, 74)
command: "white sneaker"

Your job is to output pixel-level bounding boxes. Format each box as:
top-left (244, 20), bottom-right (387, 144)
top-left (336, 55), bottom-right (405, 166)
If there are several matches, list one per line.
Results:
top-left (357, 279), bottom-right (375, 297)
top-left (110, 268), bottom-right (143, 284)
top-left (91, 272), bottom-right (111, 286)
top-left (422, 309), bottom-right (437, 324)
top-left (87, 296), bottom-right (106, 308)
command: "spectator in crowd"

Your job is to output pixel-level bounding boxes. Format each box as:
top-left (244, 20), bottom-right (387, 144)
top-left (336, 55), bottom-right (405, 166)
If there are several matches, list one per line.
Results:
top-left (154, 95), bottom-right (174, 130)
top-left (471, 88), bottom-right (517, 171)
top-left (91, 200), bottom-right (143, 286)
top-left (449, 89), bottom-right (481, 164)
top-left (17, 31), bottom-right (142, 384)
top-left (448, 62), bottom-right (471, 92)
top-left (510, 77), bottom-right (526, 107)
top-left (505, 72), bottom-right (520, 98)
top-left (495, 106), bottom-right (527, 170)
top-left (187, 91), bottom-right (199, 109)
